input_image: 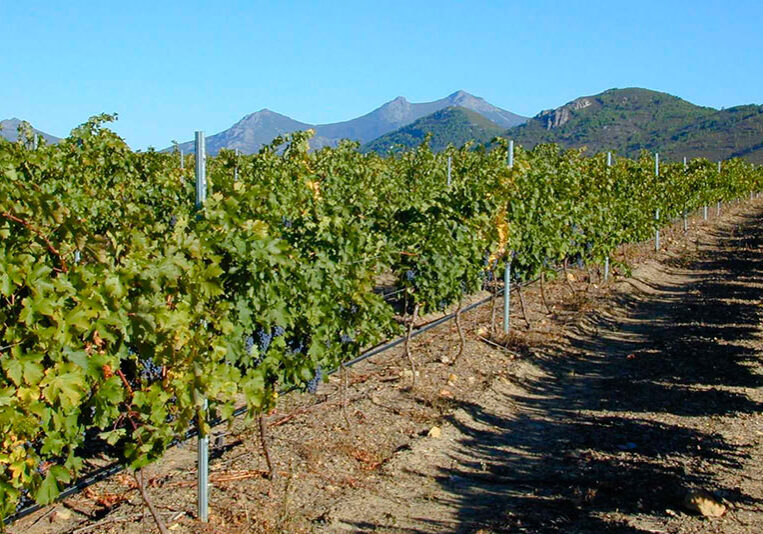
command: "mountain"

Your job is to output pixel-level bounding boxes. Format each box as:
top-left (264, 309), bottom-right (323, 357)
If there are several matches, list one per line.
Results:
top-left (504, 88), bottom-right (763, 162)
top-left (362, 106), bottom-right (505, 153)
top-left (0, 118), bottom-right (60, 145)
top-left (660, 104), bottom-right (763, 162)
top-left (314, 90), bottom-right (525, 147)
top-left (174, 109), bottom-right (313, 156)
top-left (172, 91), bottom-right (526, 155)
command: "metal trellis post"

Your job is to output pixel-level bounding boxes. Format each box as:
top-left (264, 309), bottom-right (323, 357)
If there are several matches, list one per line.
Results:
top-left (194, 131), bottom-right (209, 524)
top-left (684, 156), bottom-right (689, 232)
top-left (504, 142), bottom-right (514, 333)
top-left (605, 151), bottom-right (612, 277)
top-left (604, 255), bottom-right (610, 282)
top-left (655, 153), bottom-right (660, 251)
top-left (503, 256), bottom-right (511, 333)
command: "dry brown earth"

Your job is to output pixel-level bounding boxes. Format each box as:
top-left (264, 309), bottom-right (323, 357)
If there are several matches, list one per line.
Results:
top-left (11, 200), bottom-right (762, 534)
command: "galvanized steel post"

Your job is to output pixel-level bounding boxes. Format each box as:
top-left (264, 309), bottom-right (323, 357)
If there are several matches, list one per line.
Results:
top-left (605, 151), bottom-right (612, 274)
top-left (604, 255), bottom-right (610, 282)
top-left (503, 256), bottom-right (511, 333)
top-left (716, 161), bottom-right (721, 216)
top-left (655, 154), bottom-right (660, 251)
top-left (504, 142), bottom-right (514, 333)
top-left (655, 208), bottom-right (660, 252)
top-left (195, 133), bottom-right (207, 208)
top-left (194, 131), bottom-right (209, 523)
top-left (447, 156), bottom-right (452, 187)
top-left (684, 156), bottom-right (689, 232)
top-left (180, 148), bottom-right (184, 170)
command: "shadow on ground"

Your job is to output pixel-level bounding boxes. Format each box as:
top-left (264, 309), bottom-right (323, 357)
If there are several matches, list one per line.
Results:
top-left (342, 209), bottom-right (763, 533)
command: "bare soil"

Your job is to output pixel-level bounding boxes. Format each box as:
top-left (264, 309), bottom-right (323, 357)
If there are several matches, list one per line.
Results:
top-left (11, 201), bottom-right (763, 534)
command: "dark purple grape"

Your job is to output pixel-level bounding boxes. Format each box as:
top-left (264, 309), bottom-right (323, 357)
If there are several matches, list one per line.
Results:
top-left (256, 329), bottom-right (272, 354)
top-left (306, 366), bottom-right (323, 394)
top-left (405, 269), bottom-right (416, 282)
top-left (273, 326), bottom-right (285, 337)
top-left (244, 335), bottom-right (255, 355)
top-left (287, 337), bottom-right (306, 355)
top-left (140, 358), bottom-right (163, 383)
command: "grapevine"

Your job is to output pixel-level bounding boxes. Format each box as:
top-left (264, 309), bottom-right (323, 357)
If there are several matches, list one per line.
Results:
top-left (0, 117), bottom-right (761, 523)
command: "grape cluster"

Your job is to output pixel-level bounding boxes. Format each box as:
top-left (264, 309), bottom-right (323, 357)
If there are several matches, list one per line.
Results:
top-left (256, 329), bottom-right (272, 354)
top-left (273, 325), bottom-right (285, 338)
top-left (340, 333), bottom-right (353, 344)
top-left (306, 366), bottom-right (323, 394)
top-left (405, 269), bottom-right (417, 282)
top-left (281, 216), bottom-right (293, 229)
top-left (140, 358), bottom-right (163, 383)
top-left (244, 335), bottom-right (255, 355)
top-left (480, 270), bottom-right (494, 290)
top-left (14, 489), bottom-right (30, 513)
top-left (168, 214), bottom-right (177, 229)
top-left (287, 337), bottom-right (306, 355)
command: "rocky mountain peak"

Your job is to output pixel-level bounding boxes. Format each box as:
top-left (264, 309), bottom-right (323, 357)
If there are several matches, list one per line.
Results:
top-left (537, 98), bottom-right (593, 129)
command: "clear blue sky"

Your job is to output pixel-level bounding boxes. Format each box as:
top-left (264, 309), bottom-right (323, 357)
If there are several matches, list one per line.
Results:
top-left (3, 1), bottom-right (761, 150)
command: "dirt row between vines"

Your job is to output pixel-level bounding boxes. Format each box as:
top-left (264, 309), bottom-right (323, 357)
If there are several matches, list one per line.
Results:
top-left (12, 199), bottom-right (763, 534)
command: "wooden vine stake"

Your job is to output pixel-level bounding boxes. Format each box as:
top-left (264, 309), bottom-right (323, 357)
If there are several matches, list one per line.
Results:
top-left (404, 303), bottom-right (419, 388)
top-left (515, 284), bottom-right (532, 329)
top-left (489, 270), bottom-right (499, 332)
top-left (562, 258), bottom-right (576, 295)
top-left (451, 300), bottom-right (466, 365)
top-left (340, 363), bottom-right (353, 431)
top-left (134, 470), bottom-right (169, 534)
top-left (259, 414), bottom-right (276, 480)
top-left (539, 271), bottom-right (551, 314)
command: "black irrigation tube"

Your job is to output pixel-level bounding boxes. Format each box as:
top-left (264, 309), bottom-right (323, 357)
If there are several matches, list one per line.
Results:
top-left (3, 264), bottom-right (565, 525)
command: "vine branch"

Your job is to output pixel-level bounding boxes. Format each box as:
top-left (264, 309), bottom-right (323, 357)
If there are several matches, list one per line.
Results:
top-left (1, 211), bottom-right (68, 272)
